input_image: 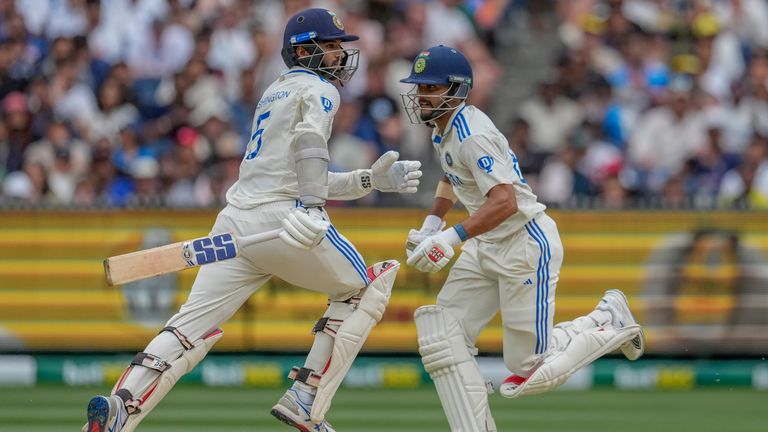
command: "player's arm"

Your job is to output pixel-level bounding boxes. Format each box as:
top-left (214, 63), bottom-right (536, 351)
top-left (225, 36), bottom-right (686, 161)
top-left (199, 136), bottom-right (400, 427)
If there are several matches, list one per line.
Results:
top-left (327, 151), bottom-right (422, 200)
top-left (279, 85), bottom-right (336, 249)
top-left (455, 183), bottom-right (517, 238)
top-left (408, 134), bottom-right (517, 272)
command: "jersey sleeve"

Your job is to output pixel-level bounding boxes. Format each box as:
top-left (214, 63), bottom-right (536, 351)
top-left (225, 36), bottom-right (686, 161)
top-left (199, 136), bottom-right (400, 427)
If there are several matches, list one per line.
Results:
top-left (457, 133), bottom-right (518, 196)
top-left (293, 82), bottom-right (340, 142)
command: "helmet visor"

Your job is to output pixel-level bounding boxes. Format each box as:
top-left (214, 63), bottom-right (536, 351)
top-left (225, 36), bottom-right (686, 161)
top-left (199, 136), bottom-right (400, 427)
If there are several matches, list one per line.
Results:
top-left (295, 41), bottom-right (359, 84)
top-left (399, 84), bottom-right (466, 125)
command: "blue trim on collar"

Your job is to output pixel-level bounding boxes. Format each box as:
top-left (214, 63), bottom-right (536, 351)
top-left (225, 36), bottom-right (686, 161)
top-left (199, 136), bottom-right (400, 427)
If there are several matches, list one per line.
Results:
top-left (284, 69), bottom-right (328, 82)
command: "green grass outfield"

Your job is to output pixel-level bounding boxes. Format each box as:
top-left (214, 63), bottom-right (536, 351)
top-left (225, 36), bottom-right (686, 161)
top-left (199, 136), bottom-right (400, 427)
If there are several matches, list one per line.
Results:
top-left (0, 386), bottom-right (765, 432)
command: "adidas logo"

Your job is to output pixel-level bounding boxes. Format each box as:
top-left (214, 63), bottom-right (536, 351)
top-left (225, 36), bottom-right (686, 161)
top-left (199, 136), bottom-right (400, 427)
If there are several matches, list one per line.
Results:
top-left (523, 279), bottom-right (533, 285)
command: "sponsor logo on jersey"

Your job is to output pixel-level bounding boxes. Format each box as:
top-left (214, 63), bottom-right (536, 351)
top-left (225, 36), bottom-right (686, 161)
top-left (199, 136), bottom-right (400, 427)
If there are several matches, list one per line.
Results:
top-left (321, 96), bottom-right (333, 113)
top-left (477, 155), bottom-right (494, 173)
top-left (445, 152), bottom-right (453, 166)
top-left (414, 58), bottom-right (426, 74)
top-left (328, 10), bottom-right (344, 30)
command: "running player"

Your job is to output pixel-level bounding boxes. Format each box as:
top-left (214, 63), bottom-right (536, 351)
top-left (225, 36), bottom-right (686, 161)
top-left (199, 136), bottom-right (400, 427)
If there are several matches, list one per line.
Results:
top-left (400, 45), bottom-right (644, 431)
top-left (84, 9), bottom-right (422, 432)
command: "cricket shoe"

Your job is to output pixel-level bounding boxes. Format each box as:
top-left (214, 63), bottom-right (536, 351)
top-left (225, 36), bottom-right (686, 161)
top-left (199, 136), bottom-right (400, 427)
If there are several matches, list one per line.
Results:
top-left (84, 395), bottom-right (127, 432)
top-left (499, 373), bottom-right (527, 395)
top-left (270, 388), bottom-right (336, 432)
top-left (597, 289), bottom-right (645, 360)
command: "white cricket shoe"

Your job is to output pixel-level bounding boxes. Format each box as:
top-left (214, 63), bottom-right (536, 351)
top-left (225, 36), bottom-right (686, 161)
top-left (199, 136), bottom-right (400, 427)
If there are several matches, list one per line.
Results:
top-left (597, 289), bottom-right (645, 360)
top-left (84, 395), bottom-right (127, 432)
top-left (270, 388), bottom-right (336, 432)
top-left (499, 373), bottom-right (527, 395)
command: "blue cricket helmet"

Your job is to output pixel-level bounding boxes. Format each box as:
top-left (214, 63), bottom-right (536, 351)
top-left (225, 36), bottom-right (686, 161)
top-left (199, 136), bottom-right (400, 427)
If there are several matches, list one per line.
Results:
top-left (400, 45), bottom-right (473, 91)
top-left (281, 8), bottom-right (360, 83)
top-left (400, 45), bottom-right (473, 124)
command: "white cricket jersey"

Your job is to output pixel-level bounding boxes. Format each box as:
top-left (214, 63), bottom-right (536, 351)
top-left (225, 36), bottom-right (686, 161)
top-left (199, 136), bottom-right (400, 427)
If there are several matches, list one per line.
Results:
top-left (226, 67), bottom-right (340, 209)
top-left (431, 104), bottom-right (546, 242)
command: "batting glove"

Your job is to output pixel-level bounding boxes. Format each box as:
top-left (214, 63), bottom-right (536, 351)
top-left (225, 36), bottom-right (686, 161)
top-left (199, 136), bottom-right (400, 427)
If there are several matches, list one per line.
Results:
top-left (372, 151), bottom-right (422, 193)
top-left (405, 215), bottom-right (446, 259)
top-left (406, 228), bottom-right (462, 273)
top-left (279, 207), bottom-right (330, 250)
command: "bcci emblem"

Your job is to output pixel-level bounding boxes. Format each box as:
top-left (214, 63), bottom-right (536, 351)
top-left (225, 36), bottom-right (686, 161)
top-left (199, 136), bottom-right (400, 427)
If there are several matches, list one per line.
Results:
top-left (328, 10), bottom-right (344, 30)
top-left (414, 58), bottom-right (427, 74)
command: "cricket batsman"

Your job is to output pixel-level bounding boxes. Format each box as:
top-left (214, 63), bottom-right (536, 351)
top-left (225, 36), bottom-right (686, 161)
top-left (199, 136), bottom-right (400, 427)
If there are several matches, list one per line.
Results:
top-left (400, 45), bottom-right (645, 431)
top-left (84, 8), bottom-right (421, 432)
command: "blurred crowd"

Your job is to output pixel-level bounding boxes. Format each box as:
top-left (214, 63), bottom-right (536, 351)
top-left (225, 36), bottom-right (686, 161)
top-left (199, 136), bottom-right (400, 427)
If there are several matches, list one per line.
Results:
top-left (0, 0), bottom-right (767, 209)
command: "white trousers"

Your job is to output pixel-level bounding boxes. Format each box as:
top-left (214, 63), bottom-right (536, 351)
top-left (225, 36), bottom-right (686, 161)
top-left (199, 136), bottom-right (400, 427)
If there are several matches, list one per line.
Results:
top-left (166, 202), bottom-right (369, 342)
top-left (437, 212), bottom-right (563, 375)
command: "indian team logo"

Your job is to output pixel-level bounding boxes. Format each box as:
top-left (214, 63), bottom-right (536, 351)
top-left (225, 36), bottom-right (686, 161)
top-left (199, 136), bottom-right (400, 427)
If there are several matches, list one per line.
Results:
top-left (328, 10), bottom-right (344, 30)
top-left (414, 58), bottom-right (427, 74)
top-left (445, 152), bottom-right (453, 166)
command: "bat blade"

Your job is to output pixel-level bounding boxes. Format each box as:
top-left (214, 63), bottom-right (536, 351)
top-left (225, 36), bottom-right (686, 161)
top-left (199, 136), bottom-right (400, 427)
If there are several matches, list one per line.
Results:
top-left (104, 240), bottom-right (196, 286)
top-left (103, 229), bottom-right (280, 286)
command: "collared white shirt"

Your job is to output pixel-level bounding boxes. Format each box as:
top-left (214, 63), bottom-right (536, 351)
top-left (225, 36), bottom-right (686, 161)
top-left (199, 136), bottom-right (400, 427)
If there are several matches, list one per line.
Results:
top-left (226, 68), bottom-right (340, 209)
top-left (431, 104), bottom-right (546, 242)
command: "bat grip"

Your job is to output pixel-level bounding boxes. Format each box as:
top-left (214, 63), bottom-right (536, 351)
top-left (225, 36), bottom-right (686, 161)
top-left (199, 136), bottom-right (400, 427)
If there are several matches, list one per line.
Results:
top-left (237, 228), bottom-right (282, 248)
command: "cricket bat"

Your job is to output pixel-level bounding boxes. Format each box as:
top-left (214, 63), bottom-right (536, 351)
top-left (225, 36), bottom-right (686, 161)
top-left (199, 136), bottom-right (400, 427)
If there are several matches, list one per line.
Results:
top-left (103, 228), bottom-right (282, 286)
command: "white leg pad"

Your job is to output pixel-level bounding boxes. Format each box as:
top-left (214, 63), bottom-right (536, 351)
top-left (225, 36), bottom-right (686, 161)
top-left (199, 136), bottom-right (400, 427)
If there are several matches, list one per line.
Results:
top-left (310, 261), bottom-right (400, 423)
top-left (415, 305), bottom-right (496, 432)
top-left (501, 323), bottom-right (640, 398)
top-left (120, 329), bottom-right (223, 432)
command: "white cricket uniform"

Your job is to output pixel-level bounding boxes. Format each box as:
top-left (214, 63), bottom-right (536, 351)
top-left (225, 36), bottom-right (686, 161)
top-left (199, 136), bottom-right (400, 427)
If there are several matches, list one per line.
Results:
top-left (165, 67), bottom-right (369, 342)
top-left (432, 104), bottom-right (563, 375)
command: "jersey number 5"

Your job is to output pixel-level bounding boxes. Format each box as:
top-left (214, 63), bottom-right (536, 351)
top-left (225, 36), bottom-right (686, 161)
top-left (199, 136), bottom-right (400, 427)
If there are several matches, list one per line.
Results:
top-left (245, 110), bottom-right (271, 160)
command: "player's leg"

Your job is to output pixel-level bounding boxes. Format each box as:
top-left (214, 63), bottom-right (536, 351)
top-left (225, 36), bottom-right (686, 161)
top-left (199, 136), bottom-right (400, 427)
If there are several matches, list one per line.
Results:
top-left (499, 215), bottom-right (643, 398)
top-left (85, 209), bottom-right (272, 432)
top-left (495, 214), bottom-right (563, 389)
top-left (259, 222), bottom-right (399, 427)
top-left (416, 242), bottom-right (499, 432)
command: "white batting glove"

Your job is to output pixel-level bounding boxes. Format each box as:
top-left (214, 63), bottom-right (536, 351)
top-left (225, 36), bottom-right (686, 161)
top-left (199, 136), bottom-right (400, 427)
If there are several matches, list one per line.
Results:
top-left (279, 207), bottom-right (330, 250)
top-left (405, 215), bottom-right (446, 259)
top-left (406, 228), bottom-right (461, 273)
top-left (372, 151), bottom-right (422, 193)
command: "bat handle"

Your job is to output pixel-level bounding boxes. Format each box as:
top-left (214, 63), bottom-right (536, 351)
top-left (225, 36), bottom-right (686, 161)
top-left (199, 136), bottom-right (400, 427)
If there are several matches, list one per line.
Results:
top-left (237, 228), bottom-right (283, 248)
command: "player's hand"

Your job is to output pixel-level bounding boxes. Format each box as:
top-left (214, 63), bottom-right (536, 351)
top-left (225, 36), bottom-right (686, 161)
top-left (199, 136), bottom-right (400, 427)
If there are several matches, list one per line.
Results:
top-left (371, 151), bottom-right (422, 193)
top-left (279, 207), bottom-right (330, 250)
top-left (406, 231), bottom-right (457, 273)
top-left (405, 217), bottom-right (446, 259)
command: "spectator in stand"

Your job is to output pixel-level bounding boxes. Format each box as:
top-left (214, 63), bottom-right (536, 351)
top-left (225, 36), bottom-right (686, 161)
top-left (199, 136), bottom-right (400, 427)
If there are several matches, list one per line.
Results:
top-left (87, 77), bottom-right (139, 142)
top-left (628, 75), bottom-right (708, 193)
top-left (126, 18), bottom-right (194, 79)
top-left (518, 71), bottom-right (584, 156)
top-left (718, 135), bottom-right (768, 208)
top-left (2, 91), bottom-right (34, 173)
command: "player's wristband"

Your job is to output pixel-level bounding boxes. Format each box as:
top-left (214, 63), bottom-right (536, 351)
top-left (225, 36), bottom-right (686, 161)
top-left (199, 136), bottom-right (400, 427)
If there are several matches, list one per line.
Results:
top-left (453, 223), bottom-right (469, 242)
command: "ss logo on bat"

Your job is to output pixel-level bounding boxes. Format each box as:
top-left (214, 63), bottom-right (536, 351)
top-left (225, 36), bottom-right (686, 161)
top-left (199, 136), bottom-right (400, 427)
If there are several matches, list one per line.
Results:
top-left (191, 233), bottom-right (237, 265)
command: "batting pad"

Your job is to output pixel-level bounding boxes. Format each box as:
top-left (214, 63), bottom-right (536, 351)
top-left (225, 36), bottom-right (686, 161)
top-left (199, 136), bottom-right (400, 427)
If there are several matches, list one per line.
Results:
top-left (501, 324), bottom-right (640, 399)
top-left (120, 329), bottom-right (223, 432)
top-left (415, 305), bottom-right (496, 432)
top-left (311, 260), bottom-right (400, 423)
